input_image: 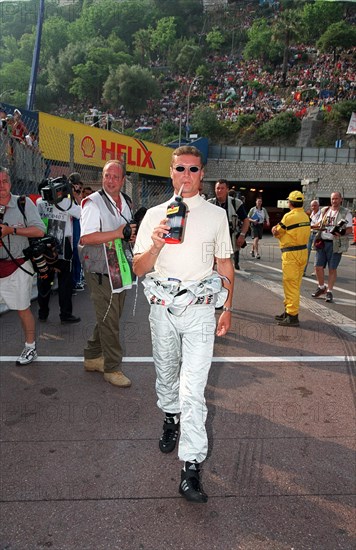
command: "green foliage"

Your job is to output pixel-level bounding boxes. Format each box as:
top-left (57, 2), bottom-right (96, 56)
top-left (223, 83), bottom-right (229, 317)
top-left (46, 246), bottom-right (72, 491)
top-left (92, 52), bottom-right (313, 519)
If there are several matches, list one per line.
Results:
top-left (133, 28), bottom-right (153, 66)
top-left (301, 0), bottom-right (343, 42)
top-left (0, 59), bottom-right (30, 101)
top-left (206, 28), bottom-right (225, 52)
top-left (150, 17), bottom-right (177, 63)
top-left (168, 39), bottom-right (203, 75)
top-left (317, 21), bottom-right (356, 55)
top-left (103, 64), bottom-right (160, 114)
top-left (243, 20), bottom-right (282, 65)
top-left (256, 112), bottom-right (301, 143)
top-left (68, 0), bottom-right (155, 49)
top-left (325, 100), bottom-right (356, 123)
top-left (41, 16), bottom-right (70, 66)
top-left (191, 106), bottom-right (221, 139)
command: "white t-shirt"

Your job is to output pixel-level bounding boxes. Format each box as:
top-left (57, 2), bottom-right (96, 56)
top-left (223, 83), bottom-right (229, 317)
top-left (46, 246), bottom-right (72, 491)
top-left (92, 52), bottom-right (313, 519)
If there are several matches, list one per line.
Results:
top-left (134, 193), bottom-right (232, 282)
top-left (321, 207), bottom-right (352, 241)
top-left (36, 197), bottom-right (81, 255)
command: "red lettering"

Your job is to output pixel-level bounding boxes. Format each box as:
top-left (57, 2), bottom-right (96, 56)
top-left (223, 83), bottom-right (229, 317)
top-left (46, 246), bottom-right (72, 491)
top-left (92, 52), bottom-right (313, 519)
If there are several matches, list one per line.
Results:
top-left (141, 148), bottom-right (153, 168)
top-left (116, 144), bottom-right (127, 160)
top-left (127, 146), bottom-right (137, 166)
top-left (101, 140), bottom-right (116, 161)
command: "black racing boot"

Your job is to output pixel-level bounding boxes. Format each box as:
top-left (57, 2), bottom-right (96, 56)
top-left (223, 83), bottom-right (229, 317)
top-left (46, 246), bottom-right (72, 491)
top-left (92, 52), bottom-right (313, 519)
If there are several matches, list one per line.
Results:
top-left (179, 462), bottom-right (208, 503)
top-left (274, 311), bottom-right (286, 321)
top-left (159, 415), bottom-right (180, 453)
top-left (277, 314), bottom-right (299, 327)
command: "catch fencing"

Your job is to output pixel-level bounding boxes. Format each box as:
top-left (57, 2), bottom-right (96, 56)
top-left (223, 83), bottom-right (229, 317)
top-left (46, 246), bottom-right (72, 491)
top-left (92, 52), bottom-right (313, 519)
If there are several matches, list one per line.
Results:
top-left (0, 121), bottom-right (171, 209)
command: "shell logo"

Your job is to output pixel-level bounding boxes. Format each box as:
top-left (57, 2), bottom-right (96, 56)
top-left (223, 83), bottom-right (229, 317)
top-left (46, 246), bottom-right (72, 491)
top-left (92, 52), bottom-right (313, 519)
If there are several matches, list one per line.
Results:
top-left (81, 135), bottom-right (95, 158)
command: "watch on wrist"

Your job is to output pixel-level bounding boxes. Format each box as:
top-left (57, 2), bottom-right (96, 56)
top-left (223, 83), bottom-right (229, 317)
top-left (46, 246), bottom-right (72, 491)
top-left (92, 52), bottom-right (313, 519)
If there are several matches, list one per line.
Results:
top-left (223, 306), bottom-right (233, 312)
top-left (239, 232), bottom-right (245, 237)
top-left (13, 227), bottom-right (17, 235)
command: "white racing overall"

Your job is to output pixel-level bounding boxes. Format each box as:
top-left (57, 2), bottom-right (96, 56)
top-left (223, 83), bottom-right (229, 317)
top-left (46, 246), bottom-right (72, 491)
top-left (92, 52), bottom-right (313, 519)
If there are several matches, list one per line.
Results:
top-left (143, 275), bottom-right (227, 463)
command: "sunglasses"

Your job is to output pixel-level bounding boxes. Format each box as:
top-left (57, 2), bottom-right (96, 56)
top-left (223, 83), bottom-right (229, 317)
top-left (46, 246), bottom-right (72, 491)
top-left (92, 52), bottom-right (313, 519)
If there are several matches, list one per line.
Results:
top-left (173, 165), bottom-right (201, 173)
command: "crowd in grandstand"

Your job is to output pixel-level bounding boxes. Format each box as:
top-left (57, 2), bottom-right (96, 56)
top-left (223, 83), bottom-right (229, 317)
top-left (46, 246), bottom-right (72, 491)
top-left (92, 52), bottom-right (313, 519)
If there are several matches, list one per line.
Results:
top-left (77, 46), bottom-right (355, 133)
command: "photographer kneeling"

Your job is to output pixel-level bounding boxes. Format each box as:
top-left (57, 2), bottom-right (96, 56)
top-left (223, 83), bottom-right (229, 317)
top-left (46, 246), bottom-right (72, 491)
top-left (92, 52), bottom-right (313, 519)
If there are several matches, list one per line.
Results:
top-left (36, 177), bottom-right (81, 323)
top-left (0, 167), bottom-right (46, 365)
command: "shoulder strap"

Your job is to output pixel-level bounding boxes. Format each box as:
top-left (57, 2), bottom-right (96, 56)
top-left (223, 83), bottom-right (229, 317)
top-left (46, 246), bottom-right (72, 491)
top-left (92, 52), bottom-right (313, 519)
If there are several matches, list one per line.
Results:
top-left (121, 191), bottom-right (132, 209)
top-left (17, 195), bottom-right (27, 224)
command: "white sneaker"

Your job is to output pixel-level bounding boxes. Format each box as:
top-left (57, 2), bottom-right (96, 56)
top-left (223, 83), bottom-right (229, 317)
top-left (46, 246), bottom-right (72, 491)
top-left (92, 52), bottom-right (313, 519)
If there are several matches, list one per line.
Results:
top-left (16, 347), bottom-right (38, 366)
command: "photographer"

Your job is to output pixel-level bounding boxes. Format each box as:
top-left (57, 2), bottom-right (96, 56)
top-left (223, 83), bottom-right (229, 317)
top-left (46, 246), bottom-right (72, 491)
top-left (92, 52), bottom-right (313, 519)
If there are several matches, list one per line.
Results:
top-left (0, 166), bottom-right (46, 365)
top-left (79, 160), bottom-right (137, 388)
top-left (311, 191), bottom-right (352, 303)
top-left (208, 179), bottom-right (249, 270)
top-left (36, 177), bottom-right (81, 323)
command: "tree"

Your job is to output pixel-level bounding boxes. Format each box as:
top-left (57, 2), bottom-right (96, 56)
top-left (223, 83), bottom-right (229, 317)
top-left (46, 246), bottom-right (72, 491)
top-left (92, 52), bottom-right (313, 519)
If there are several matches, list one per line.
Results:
top-left (133, 28), bottom-right (153, 66)
top-left (103, 64), bottom-right (160, 114)
top-left (70, 45), bottom-right (133, 104)
top-left (256, 112), bottom-right (301, 144)
top-left (317, 21), bottom-right (356, 63)
top-left (70, 0), bottom-right (154, 48)
top-left (301, 0), bottom-right (343, 42)
top-left (41, 16), bottom-right (70, 66)
top-left (150, 17), bottom-right (177, 63)
top-left (272, 9), bottom-right (303, 85)
top-left (0, 59), bottom-right (30, 107)
top-left (46, 42), bottom-right (88, 100)
top-left (168, 39), bottom-right (203, 75)
top-left (191, 106), bottom-right (221, 139)
top-left (243, 19), bottom-right (281, 65)
top-left (206, 28), bottom-right (225, 52)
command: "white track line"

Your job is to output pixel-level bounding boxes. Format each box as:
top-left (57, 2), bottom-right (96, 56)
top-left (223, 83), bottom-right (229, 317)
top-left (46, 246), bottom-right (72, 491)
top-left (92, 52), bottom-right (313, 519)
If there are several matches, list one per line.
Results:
top-left (0, 356), bottom-right (355, 363)
top-left (251, 262), bottom-right (356, 296)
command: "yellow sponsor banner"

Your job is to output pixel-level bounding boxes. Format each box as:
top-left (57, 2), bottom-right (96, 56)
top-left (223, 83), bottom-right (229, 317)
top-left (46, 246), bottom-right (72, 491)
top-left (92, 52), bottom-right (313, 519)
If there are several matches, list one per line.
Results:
top-left (38, 112), bottom-right (172, 178)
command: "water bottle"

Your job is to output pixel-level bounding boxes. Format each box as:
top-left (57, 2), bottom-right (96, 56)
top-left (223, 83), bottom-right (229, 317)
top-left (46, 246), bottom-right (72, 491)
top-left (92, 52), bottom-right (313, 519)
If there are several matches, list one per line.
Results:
top-left (165, 195), bottom-right (187, 244)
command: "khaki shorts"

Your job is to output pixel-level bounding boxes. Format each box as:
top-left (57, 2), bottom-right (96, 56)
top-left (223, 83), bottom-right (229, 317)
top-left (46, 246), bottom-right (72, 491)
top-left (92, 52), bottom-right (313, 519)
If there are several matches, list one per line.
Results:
top-left (0, 261), bottom-right (34, 310)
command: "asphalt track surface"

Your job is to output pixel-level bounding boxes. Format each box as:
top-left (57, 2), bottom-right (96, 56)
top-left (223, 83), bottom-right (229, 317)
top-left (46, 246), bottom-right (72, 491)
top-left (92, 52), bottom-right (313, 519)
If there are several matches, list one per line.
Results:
top-left (1, 236), bottom-right (355, 549)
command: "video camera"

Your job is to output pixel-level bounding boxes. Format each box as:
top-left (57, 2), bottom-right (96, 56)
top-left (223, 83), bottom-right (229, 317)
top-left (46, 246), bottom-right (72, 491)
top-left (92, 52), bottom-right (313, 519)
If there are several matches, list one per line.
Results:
top-left (40, 176), bottom-right (72, 206)
top-left (330, 219), bottom-right (347, 236)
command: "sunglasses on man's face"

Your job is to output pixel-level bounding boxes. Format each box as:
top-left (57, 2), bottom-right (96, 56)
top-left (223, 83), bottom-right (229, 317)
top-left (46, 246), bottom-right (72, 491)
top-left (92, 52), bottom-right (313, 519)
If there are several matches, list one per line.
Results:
top-left (173, 165), bottom-right (201, 173)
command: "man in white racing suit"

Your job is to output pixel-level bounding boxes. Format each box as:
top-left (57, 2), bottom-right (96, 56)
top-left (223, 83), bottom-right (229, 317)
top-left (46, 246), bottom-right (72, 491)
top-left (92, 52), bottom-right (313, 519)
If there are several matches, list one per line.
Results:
top-left (133, 145), bottom-right (234, 503)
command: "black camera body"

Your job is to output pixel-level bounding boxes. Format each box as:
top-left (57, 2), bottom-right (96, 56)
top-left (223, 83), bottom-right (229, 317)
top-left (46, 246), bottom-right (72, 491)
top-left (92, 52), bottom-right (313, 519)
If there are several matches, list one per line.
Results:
top-left (40, 177), bottom-right (72, 205)
top-left (122, 207), bottom-right (147, 242)
top-left (330, 219), bottom-right (347, 236)
top-left (23, 236), bottom-right (60, 279)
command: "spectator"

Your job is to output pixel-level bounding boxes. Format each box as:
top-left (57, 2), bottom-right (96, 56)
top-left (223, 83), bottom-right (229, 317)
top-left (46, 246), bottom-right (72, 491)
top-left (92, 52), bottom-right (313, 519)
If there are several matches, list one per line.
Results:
top-left (272, 191), bottom-right (310, 327)
top-left (80, 160), bottom-right (137, 388)
top-left (311, 192), bottom-right (352, 303)
top-left (0, 166), bottom-right (46, 364)
top-left (133, 145), bottom-right (234, 503)
top-left (11, 109), bottom-right (28, 143)
top-left (248, 197), bottom-right (270, 259)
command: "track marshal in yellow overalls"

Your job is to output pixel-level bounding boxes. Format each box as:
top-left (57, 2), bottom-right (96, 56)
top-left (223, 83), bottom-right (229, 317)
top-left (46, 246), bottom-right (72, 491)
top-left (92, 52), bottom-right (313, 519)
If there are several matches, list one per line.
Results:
top-left (271, 191), bottom-right (310, 327)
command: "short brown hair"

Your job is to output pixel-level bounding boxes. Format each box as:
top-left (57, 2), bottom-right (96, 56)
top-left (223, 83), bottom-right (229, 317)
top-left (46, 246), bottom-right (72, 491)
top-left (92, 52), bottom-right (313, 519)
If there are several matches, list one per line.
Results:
top-left (171, 146), bottom-right (203, 166)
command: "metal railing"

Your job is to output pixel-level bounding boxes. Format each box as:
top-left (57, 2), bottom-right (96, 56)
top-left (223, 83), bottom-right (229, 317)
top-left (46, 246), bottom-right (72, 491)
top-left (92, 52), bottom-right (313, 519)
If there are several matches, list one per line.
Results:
top-left (209, 145), bottom-right (356, 164)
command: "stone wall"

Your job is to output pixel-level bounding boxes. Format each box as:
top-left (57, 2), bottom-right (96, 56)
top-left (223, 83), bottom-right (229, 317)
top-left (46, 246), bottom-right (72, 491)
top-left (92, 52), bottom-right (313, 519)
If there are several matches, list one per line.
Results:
top-left (204, 158), bottom-right (356, 205)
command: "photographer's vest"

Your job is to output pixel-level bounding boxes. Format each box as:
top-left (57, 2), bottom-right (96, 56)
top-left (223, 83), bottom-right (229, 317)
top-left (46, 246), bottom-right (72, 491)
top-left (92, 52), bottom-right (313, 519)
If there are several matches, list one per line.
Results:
top-left (208, 197), bottom-right (242, 234)
top-left (78, 190), bottom-right (132, 274)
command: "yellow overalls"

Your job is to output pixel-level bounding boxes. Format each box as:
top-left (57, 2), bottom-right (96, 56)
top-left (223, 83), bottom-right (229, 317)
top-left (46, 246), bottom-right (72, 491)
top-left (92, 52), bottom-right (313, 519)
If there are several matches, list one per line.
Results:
top-left (275, 208), bottom-right (310, 316)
